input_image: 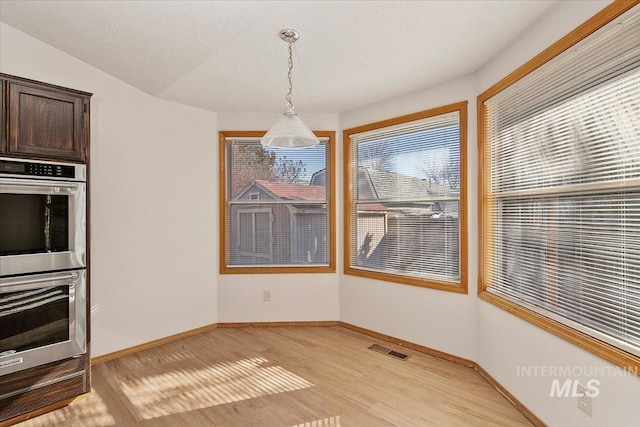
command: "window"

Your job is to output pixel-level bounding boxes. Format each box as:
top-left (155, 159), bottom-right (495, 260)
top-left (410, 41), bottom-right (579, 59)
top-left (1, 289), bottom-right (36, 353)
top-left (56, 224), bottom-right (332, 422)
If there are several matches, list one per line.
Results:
top-left (220, 131), bottom-right (335, 273)
top-left (479, 2), bottom-right (640, 370)
top-left (344, 102), bottom-right (468, 292)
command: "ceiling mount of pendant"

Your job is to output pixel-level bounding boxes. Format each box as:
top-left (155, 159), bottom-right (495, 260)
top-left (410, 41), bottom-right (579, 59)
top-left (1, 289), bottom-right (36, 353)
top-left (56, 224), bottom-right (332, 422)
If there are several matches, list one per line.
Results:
top-left (279, 29), bottom-right (300, 43)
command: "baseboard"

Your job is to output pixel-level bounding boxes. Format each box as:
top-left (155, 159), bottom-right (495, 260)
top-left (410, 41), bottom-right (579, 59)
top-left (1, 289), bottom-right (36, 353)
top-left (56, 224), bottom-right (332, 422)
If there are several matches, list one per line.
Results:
top-left (88, 320), bottom-right (541, 425)
top-left (218, 321), bottom-right (339, 328)
top-left (91, 322), bottom-right (336, 364)
top-left (90, 323), bottom-right (218, 365)
top-left (338, 321), bottom-right (542, 425)
top-left (338, 321), bottom-right (475, 367)
top-left (474, 363), bottom-right (546, 427)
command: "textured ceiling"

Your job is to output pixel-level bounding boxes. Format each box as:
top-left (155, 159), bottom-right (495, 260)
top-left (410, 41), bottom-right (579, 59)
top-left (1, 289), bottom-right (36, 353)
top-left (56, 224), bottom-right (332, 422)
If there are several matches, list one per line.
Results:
top-left (0, 0), bottom-right (558, 113)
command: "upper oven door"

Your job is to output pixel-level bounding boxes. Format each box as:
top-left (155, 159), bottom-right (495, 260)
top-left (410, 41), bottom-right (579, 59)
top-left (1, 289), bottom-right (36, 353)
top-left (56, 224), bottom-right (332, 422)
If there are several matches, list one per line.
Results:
top-left (0, 178), bottom-right (86, 276)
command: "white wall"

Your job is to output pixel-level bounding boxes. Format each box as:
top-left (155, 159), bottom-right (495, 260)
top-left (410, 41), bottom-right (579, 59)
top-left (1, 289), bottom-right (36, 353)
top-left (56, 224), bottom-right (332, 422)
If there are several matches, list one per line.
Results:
top-left (340, 1), bottom-right (640, 424)
top-left (339, 75), bottom-right (478, 361)
top-left (0, 23), bottom-right (219, 357)
top-left (216, 112), bottom-right (341, 323)
top-left (3, 0), bottom-right (640, 423)
top-left (475, 1), bottom-right (640, 425)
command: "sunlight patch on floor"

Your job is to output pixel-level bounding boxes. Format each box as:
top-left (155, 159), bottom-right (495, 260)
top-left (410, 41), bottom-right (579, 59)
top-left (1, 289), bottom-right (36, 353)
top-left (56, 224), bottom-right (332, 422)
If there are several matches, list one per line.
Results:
top-left (289, 415), bottom-right (342, 427)
top-left (17, 390), bottom-right (115, 427)
top-left (128, 350), bottom-right (197, 366)
top-left (119, 357), bottom-right (314, 420)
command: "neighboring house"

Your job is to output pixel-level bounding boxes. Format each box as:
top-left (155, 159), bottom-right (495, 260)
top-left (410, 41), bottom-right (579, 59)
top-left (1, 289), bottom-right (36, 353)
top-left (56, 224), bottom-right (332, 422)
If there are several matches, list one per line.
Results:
top-left (354, 167), bottom-right (454, 212)
top-left (313, 167), bottom-right (459, 276)
top-left (230, 180), bottom-right (327, 265)
top-left (312, 166), bottom-right (454, 212)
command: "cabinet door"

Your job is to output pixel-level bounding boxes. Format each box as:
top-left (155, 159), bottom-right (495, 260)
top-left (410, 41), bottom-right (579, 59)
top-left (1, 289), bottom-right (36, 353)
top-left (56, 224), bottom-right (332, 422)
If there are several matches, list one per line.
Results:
top-left (1, 79), bottom-right (5, 154)
top-left (6, 82), bottom-right (87, 162)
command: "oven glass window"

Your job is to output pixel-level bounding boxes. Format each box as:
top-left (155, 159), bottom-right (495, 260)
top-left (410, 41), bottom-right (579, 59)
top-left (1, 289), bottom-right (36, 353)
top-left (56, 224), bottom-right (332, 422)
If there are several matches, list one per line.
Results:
top-left (0, 194), bottom-right (69, 256)
top-left (0, 285), bottom-right (70, 354)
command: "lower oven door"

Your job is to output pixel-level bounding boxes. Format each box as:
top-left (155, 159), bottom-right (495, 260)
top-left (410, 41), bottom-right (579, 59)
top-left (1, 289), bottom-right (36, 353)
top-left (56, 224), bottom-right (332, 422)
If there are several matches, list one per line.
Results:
top-left (0, 269), bottom-right (86, 376)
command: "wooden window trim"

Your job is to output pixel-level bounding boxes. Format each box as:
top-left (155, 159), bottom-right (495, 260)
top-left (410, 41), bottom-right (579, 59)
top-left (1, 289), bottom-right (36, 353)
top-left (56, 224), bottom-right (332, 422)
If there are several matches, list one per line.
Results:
top-left (343, 102), bottom-right (468, 293)
top-left (477, 0), bottom-right (640, 374)
top-left (219, 130), bottom-right (336, 274)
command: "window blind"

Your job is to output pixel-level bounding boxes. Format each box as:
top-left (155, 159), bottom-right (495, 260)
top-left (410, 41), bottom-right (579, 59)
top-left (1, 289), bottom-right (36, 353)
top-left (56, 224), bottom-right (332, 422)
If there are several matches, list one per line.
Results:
top-left (349, 112), bottom-right (461, 283)
top-left (224, 138), bottom-right (330, 267)
top-left (484, 5), bottom-right (640, 356)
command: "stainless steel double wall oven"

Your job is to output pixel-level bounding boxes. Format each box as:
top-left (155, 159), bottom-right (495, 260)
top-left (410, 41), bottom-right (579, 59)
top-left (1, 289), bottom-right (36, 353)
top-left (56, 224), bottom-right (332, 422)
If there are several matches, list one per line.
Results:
top-left (0, 157), bottom-right (87, 376)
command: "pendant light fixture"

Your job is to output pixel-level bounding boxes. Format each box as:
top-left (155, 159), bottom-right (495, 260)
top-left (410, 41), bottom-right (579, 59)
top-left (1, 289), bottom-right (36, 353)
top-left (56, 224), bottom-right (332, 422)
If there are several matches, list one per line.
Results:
top-left (261, 29), bottom-right (319, 148)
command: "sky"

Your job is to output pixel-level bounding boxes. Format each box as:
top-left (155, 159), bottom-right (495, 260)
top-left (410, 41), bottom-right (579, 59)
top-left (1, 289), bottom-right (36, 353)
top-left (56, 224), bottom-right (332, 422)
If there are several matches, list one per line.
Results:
top-left (262, 124), bottom-right (460, 183)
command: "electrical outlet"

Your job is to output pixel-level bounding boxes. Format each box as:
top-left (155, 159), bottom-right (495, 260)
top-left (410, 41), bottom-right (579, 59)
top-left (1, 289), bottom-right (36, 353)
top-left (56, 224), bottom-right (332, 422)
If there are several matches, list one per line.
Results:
top-left (263, 290), bottom-right (271, 302)
top-left (577, 383), bottom-right (593, 416)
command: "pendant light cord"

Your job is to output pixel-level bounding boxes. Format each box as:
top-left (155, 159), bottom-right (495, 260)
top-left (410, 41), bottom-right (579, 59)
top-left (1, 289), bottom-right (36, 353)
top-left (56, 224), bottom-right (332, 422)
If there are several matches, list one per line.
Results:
top-left (286, 39), bottom-right (295, 114)
top-left (261, 29), bottom-right (319, 148)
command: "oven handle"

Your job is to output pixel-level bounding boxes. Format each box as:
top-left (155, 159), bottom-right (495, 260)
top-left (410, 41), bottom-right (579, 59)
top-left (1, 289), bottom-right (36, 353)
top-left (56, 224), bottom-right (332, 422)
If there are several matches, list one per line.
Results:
top-left (0, 272), bottom-right (79, 288)
top-left (0, 178), bottom-right (80, 191)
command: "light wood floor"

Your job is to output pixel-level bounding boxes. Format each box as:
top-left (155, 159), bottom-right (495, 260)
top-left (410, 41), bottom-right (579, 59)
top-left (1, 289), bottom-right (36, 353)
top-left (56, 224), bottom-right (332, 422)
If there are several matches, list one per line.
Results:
top-left (15, 326), bottom-right (532, 426)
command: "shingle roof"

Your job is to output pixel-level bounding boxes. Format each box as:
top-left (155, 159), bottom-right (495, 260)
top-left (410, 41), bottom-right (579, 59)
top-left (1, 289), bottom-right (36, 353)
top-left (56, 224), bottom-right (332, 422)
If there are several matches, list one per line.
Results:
top-left (360, 167), bottom-right (451, 200)
top-left (254, 180), bottom-right (326, 201)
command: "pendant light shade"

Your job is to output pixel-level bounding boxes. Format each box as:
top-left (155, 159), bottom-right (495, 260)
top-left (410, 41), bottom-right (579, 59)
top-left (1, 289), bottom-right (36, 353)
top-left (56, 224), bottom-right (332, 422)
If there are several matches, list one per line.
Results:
top-left (261, 112), bottom-right (319, 148)
top-left (261, 29), bottom-right (319, 149)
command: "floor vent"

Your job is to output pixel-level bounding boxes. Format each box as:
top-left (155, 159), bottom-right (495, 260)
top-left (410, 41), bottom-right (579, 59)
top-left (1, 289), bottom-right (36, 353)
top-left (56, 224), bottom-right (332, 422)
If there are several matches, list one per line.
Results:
top-left (368, 344), bottom-right (409, 360)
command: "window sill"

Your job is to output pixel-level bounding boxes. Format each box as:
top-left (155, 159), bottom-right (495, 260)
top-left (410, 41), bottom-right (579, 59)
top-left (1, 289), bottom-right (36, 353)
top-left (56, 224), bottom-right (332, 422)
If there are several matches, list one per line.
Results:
top-left (345, 266), bottom-right (467, 294)
top-left (221, 265), bottom-right (336, 275)
top-left (478, 290), bottom-right (640, 375)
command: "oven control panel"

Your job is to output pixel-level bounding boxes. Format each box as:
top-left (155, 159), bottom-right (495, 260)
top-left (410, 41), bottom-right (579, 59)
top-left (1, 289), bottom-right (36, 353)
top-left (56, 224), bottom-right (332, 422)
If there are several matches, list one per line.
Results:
top-left (0, 158), bottom-right (83, 180)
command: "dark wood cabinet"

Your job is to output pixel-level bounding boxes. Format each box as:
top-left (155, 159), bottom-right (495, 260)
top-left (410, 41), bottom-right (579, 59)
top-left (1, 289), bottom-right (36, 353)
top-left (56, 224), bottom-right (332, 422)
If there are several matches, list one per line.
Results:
top-left (1, 74), bottom-right (90, 162)
top-left (0, 74), bottom-right (91, 425)
top-left (0, 357), bottom-right (88, 423)
top-left (0, 79), bottom-right (5, 155)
